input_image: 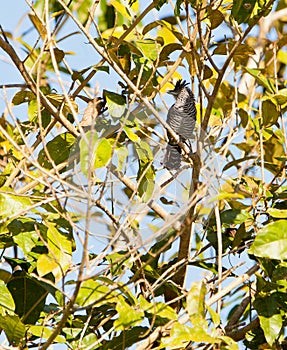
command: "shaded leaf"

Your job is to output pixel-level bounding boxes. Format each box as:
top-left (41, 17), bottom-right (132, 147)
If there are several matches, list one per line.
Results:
top-left (101, 327), bottom-right (149, 350)
top-left (221, 209), bottom-right (253, 225)
top-left (231, 0), bottom-right (256, 24)
top-left (7, 271), bottom-right (47, 324)
top-left (38, 132), bottom-right (76, 169)
top-left (262, 99), bottom-right (278, 127)
top-left (12, 91), bottom-right (35, 105)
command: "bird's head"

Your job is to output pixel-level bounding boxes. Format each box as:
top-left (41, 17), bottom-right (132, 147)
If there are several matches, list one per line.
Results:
top-left (167, 80), bottom-right (189, 97)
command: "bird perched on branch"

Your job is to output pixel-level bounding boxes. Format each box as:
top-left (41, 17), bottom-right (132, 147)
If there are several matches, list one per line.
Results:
top-left (163, 80), bottom-right (196, 170)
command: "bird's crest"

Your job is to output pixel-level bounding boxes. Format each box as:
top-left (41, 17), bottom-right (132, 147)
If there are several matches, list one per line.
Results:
top-left (168, 80), bottom-right (190, 95)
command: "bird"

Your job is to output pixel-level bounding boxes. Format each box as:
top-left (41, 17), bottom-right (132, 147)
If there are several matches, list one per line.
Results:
top-left (163, 80), bottom-right (196, 170)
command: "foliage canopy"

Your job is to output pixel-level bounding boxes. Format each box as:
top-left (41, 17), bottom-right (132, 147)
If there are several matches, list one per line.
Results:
top-left (0, 0), bottom-right (287, 349)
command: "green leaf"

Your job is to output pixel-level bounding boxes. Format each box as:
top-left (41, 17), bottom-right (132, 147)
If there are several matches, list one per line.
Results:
top-left (186, 282), bottom-right (206, 323)
top-left (262, 99), bottom-right (278, 127)
top-left (114, 296), bottom-right (144, 330)
top-left (244, 68), bottom-right (275, 93)
top-left (254, 294), bottom-right (283, 345)
top-left (139, 295), bottom-right (177, 325)
top-left (0, 190), bottom-right (33, 218)
top-left (62, 327), bottom-right (82, 340)
top-left (267, 208), bottom-right (287, 219)
top-left (124, 125), bottom-right (140, 142)
top-left (135, 141), bottom-right (155, 201)
top-left (137, 39), bottom-right (160, 61)
top-left (79, 132), bottom-right (112, 175)
top-left (93, 138), bottom-right (112, 168)
top-left (38, 133), bottom-right (76, 169)
top-left (101, 327), bottom-right (149, 350)
top-left (231, 0), bottom-right (256, 24)
top-left (259, 314), bottom-right (282, 345)
top-left (0, 314), bottom-right (26, 346)
top-left (0, 280), bottom-right (15, 314)
top-left (28, 325), bottom-right (66, 343)
top-left (12, 91), bottom-right (35, 105)
top-left (161, 323), bottom-right (219, 347)
top-left (220, 209), bottom-right (253, 225)
top-left (249, 220), bottom-right (287, 259)
top-left (46, 93), bottom-right (78, 115)
top-left (7, 271), bottom-right (47, 324)
top-left (103, 90), bottom-right (126, 118)
top-left (71, 333), bottom-right (100, 349)
top-left (37, 224), bottom-right (72, 280)
top-left (28, 100), bottom-right (51, 128)
top-left (272, 88), bottom-right (287, 105)
top-left (75, 280), bottom-right (117, 307)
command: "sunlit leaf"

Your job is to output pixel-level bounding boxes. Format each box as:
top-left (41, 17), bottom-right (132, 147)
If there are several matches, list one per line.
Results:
top-left (28, 325), bottom-right (66, 343)
top-left (187, 282), bottom-right (206, 323)
top-left (114, 296), bottom-right (144, 330)
top-left (28, 12), bottom-right (47, 39)
top-left (259, 314), bottom-right (282, 346)
top-left (249, 220), bottom-right (287, 259)
top-left (124, 125), bottom-right (140, 142)
top-left (110, 0), bottom-right (131, 21)
top-left (0, 190), bottom-right (33, 218)
top-left (0, 280), bottom-right (15, 315)
top-left (0, 314), bottom-right (25, 346)
top-left (267, 208), bottom-right (287, 218)
top-left (161, 323), bottom-right (219, 347)
top-left (137, 39), bottom-right (160, 61)
top-left (244, 68), bottom-right (275, 93)
top-left (79, 132), bottom-right (112, 175)
top-left (272, 88), bottom-right (287, 105)
top-left (103, 90), bottom-right (126, 119)
top-left (37, 224), bottom-right (72, 280)
top-left (75, 279), bottom-right (117, 307)
top-left (93, 138), bottom-right (112, 168)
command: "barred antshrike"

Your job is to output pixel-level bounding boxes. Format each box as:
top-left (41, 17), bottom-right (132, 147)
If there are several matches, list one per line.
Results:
top-left (163, 80), bottom-right (196, 170)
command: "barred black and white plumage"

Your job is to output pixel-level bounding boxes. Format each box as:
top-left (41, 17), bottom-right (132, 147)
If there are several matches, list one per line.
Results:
top-left (163, 80), bottom-right (196, 170)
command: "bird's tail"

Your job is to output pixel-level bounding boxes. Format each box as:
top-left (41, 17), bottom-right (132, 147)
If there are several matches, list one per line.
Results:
top-left (164, 143), bottom-right (181, 170)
